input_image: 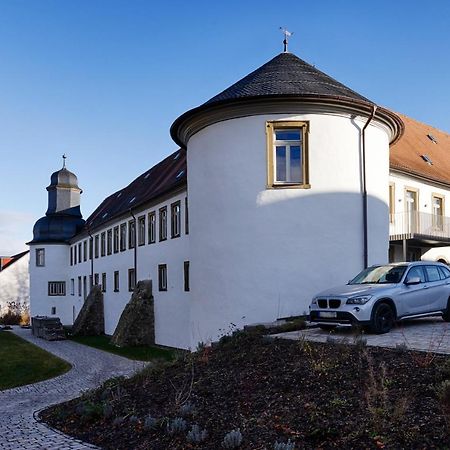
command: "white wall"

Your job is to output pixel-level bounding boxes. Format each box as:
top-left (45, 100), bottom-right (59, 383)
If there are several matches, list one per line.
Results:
top-left (187, 112), bottom-right (391, 348)
top-left (0, 253), bottom-right (29, 316)
top-left (68, 190), bottom-right (190, 349)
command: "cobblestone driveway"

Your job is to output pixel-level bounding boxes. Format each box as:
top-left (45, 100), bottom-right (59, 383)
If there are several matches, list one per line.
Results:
top-left (0, 328), bottom-right (146, 449)
top-left (275, 317), bottom-right (450, 354)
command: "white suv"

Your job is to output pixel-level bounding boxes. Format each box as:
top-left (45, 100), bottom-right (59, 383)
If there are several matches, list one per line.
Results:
top-left (309, 261), bottom-right (450, 333)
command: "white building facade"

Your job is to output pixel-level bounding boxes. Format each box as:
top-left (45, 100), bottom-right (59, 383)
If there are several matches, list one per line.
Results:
top-left (29, 51), bottom-right (449, 349)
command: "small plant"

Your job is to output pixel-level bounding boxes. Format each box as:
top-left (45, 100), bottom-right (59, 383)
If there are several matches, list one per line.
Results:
top-left (439, 359), bottom-right (450, 379)
top-left (436, 380), bottom-right (450, 416)
top-left (167, 417), bottom-right (188, 434)
top-left (222, 429), bottom-right (243, 448)
top-left (144, 415), bottom-right (157, 430)
top-left (187, 424), bottom-right (208, 443)
top-left (274, 439), bottom-right (295, 450)
top-left (179, 401), bottom-right (194, 416)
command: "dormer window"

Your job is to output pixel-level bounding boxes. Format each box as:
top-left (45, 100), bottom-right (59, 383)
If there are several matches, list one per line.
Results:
top-left (266, 121), bottom-right (310, 189)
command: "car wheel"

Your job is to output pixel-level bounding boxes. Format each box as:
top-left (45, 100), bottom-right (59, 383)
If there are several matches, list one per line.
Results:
top-left (319, 325), bottom-right (337, 332)
top-left (370, 303), bottom-right (395, 334)
top-left (443, 298), bottom-right (450, 322)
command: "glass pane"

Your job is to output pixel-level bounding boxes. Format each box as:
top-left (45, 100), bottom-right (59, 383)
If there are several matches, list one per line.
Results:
top-left (276, 146), bottom-right (286, 181)
top-left (290, 145), bottom-right (302, 182)
top-left (275, 129), bottom-right (301, 141)
top-left (425, 266), bottom-right (441, 282)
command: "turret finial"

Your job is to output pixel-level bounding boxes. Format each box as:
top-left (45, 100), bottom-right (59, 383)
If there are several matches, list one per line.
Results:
top-left (279, 27), bottom-right (293, 53)
top-left (62, 153), bottom-right (67, 169)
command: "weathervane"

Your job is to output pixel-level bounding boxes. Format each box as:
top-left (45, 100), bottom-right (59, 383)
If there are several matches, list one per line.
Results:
top-left (279, 27), bottom-right (293, 53)
top-left (62, 153), bottom-right (67, 169)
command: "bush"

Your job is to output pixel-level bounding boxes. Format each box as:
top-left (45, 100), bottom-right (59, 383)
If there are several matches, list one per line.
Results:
top-left (0, 301), bottom-right (29, 326)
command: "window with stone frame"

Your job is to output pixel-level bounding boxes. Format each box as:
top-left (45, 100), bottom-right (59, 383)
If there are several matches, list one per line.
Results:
top-left (138, 216), bottom-right (146, 246)
top-left (159, 207), bottom-right (167, 241)
top-left (158, 264), bottom-right (167, 291)
top-left (171, 201), bottom-right (181, 238)
top-left (148, 211), bottom-right (156, 244)
top-left (113, 226), bottom-right (119, 253)
top-left (128, 220), bottom-right (136, 249)
top-left (36, 248), bottom-right (45, 267)
top-left (107, 229), bottom-right (112, 255)
top-left (114, 270), bottom-right (120, 292)
top-left (101, 232), bottom-right (106, 257)
top-left (120, 223), bottom-right (127, 251)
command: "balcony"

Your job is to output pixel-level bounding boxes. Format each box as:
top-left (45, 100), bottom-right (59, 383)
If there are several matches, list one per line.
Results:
top-left (389, 211), bottom-right (450, 247)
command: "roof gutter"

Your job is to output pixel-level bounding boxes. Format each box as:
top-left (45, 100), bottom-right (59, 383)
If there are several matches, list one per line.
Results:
top-left (362, 105), bottom-right (377, 269)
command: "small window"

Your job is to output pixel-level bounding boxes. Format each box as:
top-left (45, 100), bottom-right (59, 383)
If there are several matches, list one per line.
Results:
top-left (389, 183), bottom-right (395, 223)
top-left (83, 240), bottom-right (87, 262)
top-left (438, 266), bottom-right (450, 279)
top-left (159, 207), bottom-right (167, 241)
top-left (113, 226), bottom-right (119, 253)
top-left (101, 273), bottom-right (106, 292)
top-left (171, 201), bottom-right (181, 238)
top-left (432, 195), bottom-right (444, 230)
top-left (70, 247), bottom-right (73, 266)
top-left (36, 248), bottom-right (45, 267)
top-left (70, 278), bottom-right (75, 295)
top-left (78, 276), bottom-right (82, 296)
top-left (120, 223), bottom-right (127, 251)
top-left (128, 220), bottom-right (136, 249)
top-left (425, 265), bottom-right (441, 282)
top-left (94, 235), bottom-right (99, 258)
top-left (184, 261), bottom-right (190, 292)
top-left (185, 197), bottom-right (189, 235)
top-left (74, 245), bottom-right (77, 265)
top-left (94, 273), bottom-right (99, 286)
top-left (158, 264), bottom-right (167, 291)
top-left (78, 243), bottom-right (82, 263)
top-left (48, 281), bottom-right (66, 296)
top-left (128, 268), bottom-right (136, 292)
top-left (406, 266), bottom-right (426, 283)
top-left (89, 237), bottom-right (93, 260)
top-left (51, 306), bottom-right (56, 315)
top-left (138, 216), bottom-right (146, 246)
top-left (89, 275), bottom-right (93, 289)
top-left (101, 232), bottom-right (106, 257)
top-left (107, 229), bottom-right (112, 255)
top-left (114, 270), bottom-right (120, 292)
top-left (266, 121), bottom-right (309, 188)
top-left (148, 212), bottom-right (156, 244)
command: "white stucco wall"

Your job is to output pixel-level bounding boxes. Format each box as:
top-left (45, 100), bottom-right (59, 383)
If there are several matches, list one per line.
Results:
top-left (0, 252), bottom-right (29, 316)
top-left (187, 112), bottom-right (391, 347)
top-left (67, 190), bottom-right (190, 349)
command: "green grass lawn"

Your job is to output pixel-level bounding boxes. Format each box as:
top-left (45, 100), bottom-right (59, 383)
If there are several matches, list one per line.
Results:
top-left (0, 331), bottom-right (71, 391)
top-left (68, 335), bottom-right (175, 361)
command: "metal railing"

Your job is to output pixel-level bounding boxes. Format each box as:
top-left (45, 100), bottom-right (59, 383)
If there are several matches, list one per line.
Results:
top-left (389, 211), bottom-right (450, 240)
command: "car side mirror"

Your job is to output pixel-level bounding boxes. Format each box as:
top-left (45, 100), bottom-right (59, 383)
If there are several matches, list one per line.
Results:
top-left (405, 276), bottom-right (421, 285)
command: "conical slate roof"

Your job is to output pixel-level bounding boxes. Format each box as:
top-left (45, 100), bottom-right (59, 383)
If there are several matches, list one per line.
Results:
top-left (204, 52), bottom-right (373, 105)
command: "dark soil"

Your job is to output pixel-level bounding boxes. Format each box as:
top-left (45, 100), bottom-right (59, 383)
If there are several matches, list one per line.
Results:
top-left (40, 330), bottom-right (450, 449)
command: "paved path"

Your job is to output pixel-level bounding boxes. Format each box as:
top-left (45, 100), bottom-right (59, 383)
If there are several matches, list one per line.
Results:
top-left (274, 317), bottom-right (450, 354)
top-left (0, 328), bottom-right (147, 449)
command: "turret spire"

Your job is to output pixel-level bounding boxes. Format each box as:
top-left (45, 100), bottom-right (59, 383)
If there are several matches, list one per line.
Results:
top-left (279, 27), bottom-right (293, 53)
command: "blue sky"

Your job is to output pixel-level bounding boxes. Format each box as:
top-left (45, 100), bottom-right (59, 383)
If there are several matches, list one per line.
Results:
top-left (1, 0), bottom-right (449, 254)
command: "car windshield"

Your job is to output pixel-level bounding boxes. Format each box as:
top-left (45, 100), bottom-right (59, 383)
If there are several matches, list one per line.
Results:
top-left (349, 265), bottom-right (407, 284)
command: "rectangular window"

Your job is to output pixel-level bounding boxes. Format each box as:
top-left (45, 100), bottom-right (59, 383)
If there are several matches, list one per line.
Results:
top-left (128, 220), bottom-right (136, 249)
top-left (101, 273), bottom-right (106, 292)
top-left (185, 197), bottom-right (189, 235)
top-left (94, 235), bottom-right (99, 258)
top-left (107, 229), bottom-right (112, 255)
top-left (36, 248), bottom-right (45, 267)
top-left (120, 223), bottom-right (127, 251)
top-left (101, 232), bottom-right (106, 257)
top-left (70, 247), bottom-right (73, 266)
top-left (389, 183), bottom-right (395, 223)
top-left (158, 264), bottom-right (167, 291)
top-left (432, 194), bottom-right (444, 230)
top-left (128, 268), bottom-right (136, 292)
top-left (48, 281), bottom-right (66, 296)
top-left (94, 273), bottom-right (99, 286)
top-left (83, 276), bottom-right (87, 299)
top-left (114, 270), bottom-right (120, 292)
top-left (74, 245), bottom-right (77, 265)
top-left (78, 243), bottom-right (82, 263)
top-left (138, 216), bottom-right (146, 246)
top-left (83, 240), bottom-right (87, 262)
top-left (70, 278), bottom-right (75, 295)
top-left (113, 226), bottom-right (119, 253)
top-left (89, 275), bottom-right (93, 290)
top-left (148, 212), bottom-right (156, 244)
top-left (159, 207), bottom-right (167, 241)
top-left (51, 306), bottom-right (56, 315)
top-left (266, 121), bottom-right (309, 188)
top-left (78, 276), bottom-right (82, 296)
top-left (89, 237), bottom-right (93, 260)
top-left (171, 201), bottom-right (181, 238)
top-left (184, 261), bottom-right (190, 292)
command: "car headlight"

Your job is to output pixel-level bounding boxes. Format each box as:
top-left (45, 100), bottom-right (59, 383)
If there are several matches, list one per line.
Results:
top-left (346, 295), bottom-right (372, 305)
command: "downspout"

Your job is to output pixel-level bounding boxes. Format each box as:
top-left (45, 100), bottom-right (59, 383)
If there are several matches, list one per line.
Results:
top-left (129, 209), bottom-right (137, 287)
top-left (362, 105), bottom-right (377, 269)
top-left (86, 225), bottom-right (94, 289)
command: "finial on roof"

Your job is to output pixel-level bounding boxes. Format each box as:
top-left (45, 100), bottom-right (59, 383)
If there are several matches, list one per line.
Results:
top-left (62, 153), bottom-right (67, 169)
top-left (279, 27), bottom-right (293, 53)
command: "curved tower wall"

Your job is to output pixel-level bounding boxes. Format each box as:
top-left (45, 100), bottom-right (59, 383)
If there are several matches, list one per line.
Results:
top-left (187, 112), bottom-right (390, 347)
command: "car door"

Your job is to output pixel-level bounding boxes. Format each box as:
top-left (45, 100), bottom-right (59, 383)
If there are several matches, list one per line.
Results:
top-left (399, 266), bottom-right (429, 316)
top-left (422, 265), bottom-right (447, 312)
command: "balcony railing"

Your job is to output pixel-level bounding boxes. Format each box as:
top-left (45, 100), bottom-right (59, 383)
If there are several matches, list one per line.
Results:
top-left (389, 211), bottom-right (450, 242)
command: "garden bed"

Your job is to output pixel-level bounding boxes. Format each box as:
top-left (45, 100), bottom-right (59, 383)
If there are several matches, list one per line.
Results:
top-left (40, 330), bottom-right (450, 449)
